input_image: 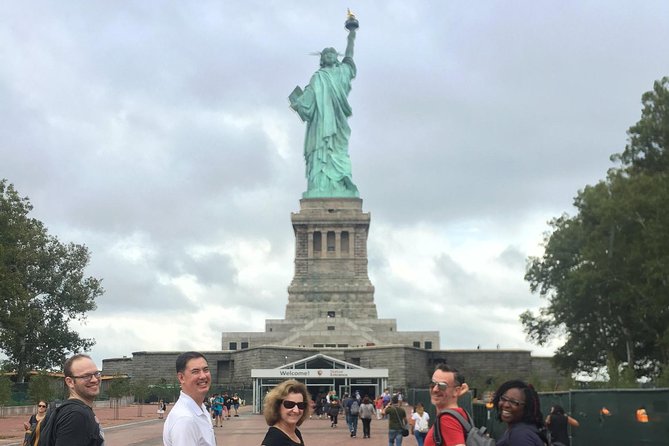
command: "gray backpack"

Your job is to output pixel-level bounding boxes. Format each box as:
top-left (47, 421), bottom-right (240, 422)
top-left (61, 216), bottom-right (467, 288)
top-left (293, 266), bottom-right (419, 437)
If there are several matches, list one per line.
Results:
top-left (433, 409), bottom-right (495, 446)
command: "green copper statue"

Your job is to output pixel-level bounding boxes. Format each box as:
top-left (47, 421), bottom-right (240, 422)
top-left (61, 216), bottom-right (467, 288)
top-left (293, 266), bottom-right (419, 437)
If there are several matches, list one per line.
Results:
top-left (289, 12), bottom-right (360, 198)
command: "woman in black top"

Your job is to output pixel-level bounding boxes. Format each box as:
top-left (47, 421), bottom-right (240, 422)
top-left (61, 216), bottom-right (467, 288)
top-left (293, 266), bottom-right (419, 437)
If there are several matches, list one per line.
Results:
top-left (23, 400), bottom-right (47, 446)
top-left (545, 405), bottom-right (579, 446)
top-left (261, 379), bottom-right (311, 446)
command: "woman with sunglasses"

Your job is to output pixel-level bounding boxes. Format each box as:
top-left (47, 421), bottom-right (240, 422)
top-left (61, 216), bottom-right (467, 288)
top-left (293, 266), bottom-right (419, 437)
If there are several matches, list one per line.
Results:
top-left (262, 379), bottom-right (311, 446)
top-left (23, 400), bottom-right (48, 446)
top-left (493, 380), bottom-right (549, 446)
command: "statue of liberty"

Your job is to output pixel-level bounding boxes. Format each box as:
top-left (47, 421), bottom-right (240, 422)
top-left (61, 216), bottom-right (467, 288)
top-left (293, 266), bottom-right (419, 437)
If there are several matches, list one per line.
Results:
top-left (289, 13), bottom-right (360, 198)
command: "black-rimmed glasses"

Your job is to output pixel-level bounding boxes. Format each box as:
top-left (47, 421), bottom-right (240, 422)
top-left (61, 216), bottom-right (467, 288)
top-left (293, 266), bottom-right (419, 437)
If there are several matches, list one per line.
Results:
top-left (71, 371), bottom-right (102, 382)
top-left (282, 400), bottom-right (306, 410)
top-left (499, 395), bottom-right (525, 407)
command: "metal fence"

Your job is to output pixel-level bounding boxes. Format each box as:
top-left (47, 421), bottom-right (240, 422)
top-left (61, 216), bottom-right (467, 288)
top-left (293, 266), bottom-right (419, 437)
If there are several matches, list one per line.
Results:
top-left (409, 387), bottom-right (669, 446)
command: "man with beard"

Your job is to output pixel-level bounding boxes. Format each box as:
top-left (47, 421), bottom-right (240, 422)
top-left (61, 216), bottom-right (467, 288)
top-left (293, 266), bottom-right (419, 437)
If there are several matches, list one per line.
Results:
top-left (163, 351), bottom-right (216, 446)
top-left (48, 354), bottom-right (105, 445)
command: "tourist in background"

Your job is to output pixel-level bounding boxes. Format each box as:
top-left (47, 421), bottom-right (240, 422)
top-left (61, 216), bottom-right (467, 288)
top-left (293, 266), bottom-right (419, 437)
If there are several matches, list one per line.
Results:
top-left (232, 392), bottom-right (241, 416)
top-left (359, 396), bottom-right (376, 438)
top-left (545, 405), bottom-right (579, 446)
top-left (344, 392), bottom-right (360, 437)
top-left (157, 399), bottom-right (167, 419)
top-left (213, 394), bottom-right (225, 427)
top-left (328, 397), bottom-right (341, 428)
top-left (375, 395), bottom-right (384, 419)
top-left (411, 402), bottom-right (430, 446)
top-left (261, 379), bottom-right (310, 446)
top-left (23, 400), bottom-right (47, 446)
top-left (382, 394), bottom-right (408, 446)
top-left (494, 379), bottom-right (548, 446)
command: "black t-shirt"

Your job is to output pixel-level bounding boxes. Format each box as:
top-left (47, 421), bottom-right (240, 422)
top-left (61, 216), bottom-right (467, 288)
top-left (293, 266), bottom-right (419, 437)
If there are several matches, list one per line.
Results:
top-left (261, 426), bottom-right (304, 446)
top-left (548, 413), bottom-right (569, 445)
top-left (54, 399), bottom-right (104, 446)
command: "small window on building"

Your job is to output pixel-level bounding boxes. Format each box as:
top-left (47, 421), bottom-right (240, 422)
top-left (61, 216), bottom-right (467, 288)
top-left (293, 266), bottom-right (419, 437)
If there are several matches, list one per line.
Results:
top-left (337, 344), bottom-right (348, 348)
top-left (413, 341), bottom-right (421, 348)
top-left (313, 344), bottom-right (324, 348)
top-left (327, 326), bottom-right (335, 331)
top-left (229, 342), bottom-right (237, 350)
top-left (425, 341), bottom-right (433, 350)
top-left (313, 231), bottom-right (322, 252)
top-left (350, 357), bottom-right (361, 365)
top-left (325, 343), bottom-right (336, 348)
top-left (241, 342), bottom-right (249, 349)
top-left (327, 231), bottom-right (336, 252)
top-left (341, 231), bottom-right (350, 253)
top-left (327, 311), bottom-right (336, 318)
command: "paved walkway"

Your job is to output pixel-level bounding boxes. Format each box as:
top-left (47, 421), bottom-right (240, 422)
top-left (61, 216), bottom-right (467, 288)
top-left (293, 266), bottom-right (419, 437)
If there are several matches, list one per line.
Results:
top-left (0, 405), bottom-right (401, 446)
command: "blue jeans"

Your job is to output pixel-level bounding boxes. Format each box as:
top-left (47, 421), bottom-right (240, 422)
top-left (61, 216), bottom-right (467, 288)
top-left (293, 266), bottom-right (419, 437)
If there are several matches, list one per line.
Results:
top-left (415, 430), bottom-right (427, 446)
top-left (347, 414), bottom-right (359, 435)
top-left (388, 429), bottom-right (404, 446)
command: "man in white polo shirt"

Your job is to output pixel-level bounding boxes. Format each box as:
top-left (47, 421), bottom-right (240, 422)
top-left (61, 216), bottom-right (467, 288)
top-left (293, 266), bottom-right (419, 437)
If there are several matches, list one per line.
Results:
top-left (163, 351), bottom-right (216, 446)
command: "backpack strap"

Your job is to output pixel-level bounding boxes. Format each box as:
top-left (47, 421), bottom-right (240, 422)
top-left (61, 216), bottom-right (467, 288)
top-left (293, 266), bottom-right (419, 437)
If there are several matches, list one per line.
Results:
top-left (443, 409), bottom-right (473, 432)
top-left (432, 408), bottom-right (473, 446)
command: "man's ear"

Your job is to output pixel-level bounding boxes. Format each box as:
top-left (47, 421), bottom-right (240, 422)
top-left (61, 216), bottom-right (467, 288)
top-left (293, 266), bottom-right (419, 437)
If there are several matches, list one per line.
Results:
top-left (64, 377), bottom-right (74, 390)
top-left (457, 383), bottom-right (469, 397)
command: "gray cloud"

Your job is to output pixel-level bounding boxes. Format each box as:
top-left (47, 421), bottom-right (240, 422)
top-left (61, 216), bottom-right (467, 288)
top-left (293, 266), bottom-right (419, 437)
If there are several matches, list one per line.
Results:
top-left (2, 0), bottom-right (668, 365)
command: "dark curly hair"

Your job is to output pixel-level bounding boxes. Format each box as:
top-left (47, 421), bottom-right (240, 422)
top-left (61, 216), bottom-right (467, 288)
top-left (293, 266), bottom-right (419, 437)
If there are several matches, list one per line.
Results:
top-left (493, 379), bottom-right (545, 429)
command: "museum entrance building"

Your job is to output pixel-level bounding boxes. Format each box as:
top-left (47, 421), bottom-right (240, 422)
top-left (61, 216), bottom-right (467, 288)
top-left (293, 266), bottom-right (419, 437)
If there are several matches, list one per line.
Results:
top-left (251, 353), bottom-right (388, 413)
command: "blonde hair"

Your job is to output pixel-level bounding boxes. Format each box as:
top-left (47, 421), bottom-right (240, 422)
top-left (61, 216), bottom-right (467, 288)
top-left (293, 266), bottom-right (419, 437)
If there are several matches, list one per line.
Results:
top-left (263, 379), bottom-right (311, 426)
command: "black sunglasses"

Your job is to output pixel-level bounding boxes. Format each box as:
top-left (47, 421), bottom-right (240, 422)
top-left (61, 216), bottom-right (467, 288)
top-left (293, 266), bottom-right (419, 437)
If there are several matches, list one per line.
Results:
top-left (38, 404), bottom-right (47, 408)
top-left (282, 400), bottom-right (306, 410)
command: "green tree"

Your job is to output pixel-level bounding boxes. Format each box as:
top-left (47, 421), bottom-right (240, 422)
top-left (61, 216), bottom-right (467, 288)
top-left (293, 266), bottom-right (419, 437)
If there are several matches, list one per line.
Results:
top-left (523, 77), bottom-right (669, 380)
top-left (132, 379), bottom-right (150, 416)
top-left (0, 375), bottom-right (12, 417)
top-left (28, 372), bottom-right (56, 404)
top-left (0, 180), bottom-right (104, 382)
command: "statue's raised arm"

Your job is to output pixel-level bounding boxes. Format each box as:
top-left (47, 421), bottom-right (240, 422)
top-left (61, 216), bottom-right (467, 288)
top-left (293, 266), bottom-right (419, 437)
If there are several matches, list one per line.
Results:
top-left (345, 28), bottom-right (356, 60)
top-left (289, 12), bottom-right (360, 199)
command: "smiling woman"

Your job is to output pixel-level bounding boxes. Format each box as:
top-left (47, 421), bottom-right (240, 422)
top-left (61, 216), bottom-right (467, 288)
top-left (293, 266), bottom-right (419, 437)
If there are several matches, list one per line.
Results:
top-left (493, 380), bottom-right (549, 446)
top-left (262, 379), bottom-right (311, 446)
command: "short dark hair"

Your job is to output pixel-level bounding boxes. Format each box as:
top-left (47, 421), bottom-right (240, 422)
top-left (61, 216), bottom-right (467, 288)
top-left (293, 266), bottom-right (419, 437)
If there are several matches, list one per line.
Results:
top-left (176, 351), bottom-right (207, 374)
top-left (434, 363), bottom-right (466, 385)
top-left (63, 354), bottom-right (92, 378)
top-left (263, 379), bottom-right (311, 426)
top-left (493, 379), bottom-right (544, 428)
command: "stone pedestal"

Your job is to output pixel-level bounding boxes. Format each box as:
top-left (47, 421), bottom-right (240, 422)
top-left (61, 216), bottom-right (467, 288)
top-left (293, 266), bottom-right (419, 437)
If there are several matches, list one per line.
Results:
top-left (286, 198), bottom-right (377, 321)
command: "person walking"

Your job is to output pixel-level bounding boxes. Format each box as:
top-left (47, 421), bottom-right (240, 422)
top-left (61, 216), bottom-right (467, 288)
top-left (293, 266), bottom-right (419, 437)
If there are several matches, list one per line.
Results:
top-left (382, 395), bottom-right (407, 446)
top-left (328, 398), bottom-right (341, 428)
top-left (358, 396), bottom-right (376, 439)
top-left (411, 402), bottom-right (430, 446)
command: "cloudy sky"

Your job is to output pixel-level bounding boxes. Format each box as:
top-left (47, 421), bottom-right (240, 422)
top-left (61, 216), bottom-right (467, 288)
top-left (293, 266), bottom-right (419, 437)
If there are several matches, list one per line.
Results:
top-left (2, 1), bottom-right (669, 368)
